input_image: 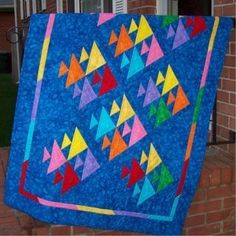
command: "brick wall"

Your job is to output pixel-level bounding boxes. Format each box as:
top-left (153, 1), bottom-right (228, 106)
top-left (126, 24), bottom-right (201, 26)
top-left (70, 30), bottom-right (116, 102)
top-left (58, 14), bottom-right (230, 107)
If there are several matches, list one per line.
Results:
top-left (214, 0), bottom-right (236, 155)
top-left (127, 0), bottom-right (157, 14)
top-left (1, 147), bottom-right (235, 235)
top-left (0, 12), bottom-right (15, 52)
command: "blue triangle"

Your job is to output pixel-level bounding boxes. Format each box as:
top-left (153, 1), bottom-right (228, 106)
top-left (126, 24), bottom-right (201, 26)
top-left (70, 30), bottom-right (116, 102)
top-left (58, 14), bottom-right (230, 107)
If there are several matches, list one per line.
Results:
top-left (127, 47), bottom-right (144, 79)
top-left (132, 183), bottom-right (141, 197)
top-left (90, 114), bottom-right (98, 129)
top-left (137, 177), bottom-right (155, 205)
top-left (121, 53), bottom-right (130, 69)
top-left (96, 107), bottom-right (116, 140)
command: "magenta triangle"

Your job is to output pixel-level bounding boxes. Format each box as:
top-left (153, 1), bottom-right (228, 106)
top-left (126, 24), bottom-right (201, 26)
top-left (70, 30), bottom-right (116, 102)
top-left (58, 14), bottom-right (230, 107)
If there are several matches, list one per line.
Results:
top-left (141, 41), bottom-right (149, 55)
top-left (43, 147), bottom-right (51, 162)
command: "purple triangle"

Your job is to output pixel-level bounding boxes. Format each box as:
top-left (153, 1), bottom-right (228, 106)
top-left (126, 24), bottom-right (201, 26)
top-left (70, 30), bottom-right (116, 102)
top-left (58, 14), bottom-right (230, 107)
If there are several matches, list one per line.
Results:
top-left (74, 155), bottom-right (83, 170)
top-left (172, 19), bottom-right (190, 49)
top-left (167, 25), bottom-right (175, 39)
top-left (81, 149), bottom-right (100, 180)
top-left (137, 83), bottom-right (145, 97)
top-left (73, 84), bottom-right (81, 99)
top-left (79, 78), bottom-right (97, 109)
top-left (43, 147), bottom-right (51, 162)
top-left (143, 78), bottom-right (160, 107)
top-left (141, 41), bottom-right (149, 55)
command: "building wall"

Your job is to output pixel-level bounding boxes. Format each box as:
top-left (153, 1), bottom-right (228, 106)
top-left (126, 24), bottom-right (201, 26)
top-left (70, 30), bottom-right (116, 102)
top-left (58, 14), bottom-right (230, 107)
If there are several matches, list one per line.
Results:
top-left (213, 0), bottom-right (236, 156)
top-left (0, 12), bottom-right (14, 52)
top-left (127, 0), bottom-right (157, 14)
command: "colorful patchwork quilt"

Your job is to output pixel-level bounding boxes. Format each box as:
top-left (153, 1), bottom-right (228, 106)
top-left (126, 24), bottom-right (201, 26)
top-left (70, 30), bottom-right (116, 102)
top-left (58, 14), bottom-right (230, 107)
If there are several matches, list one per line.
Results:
top-left (5, 14), bottom-right (232, 235)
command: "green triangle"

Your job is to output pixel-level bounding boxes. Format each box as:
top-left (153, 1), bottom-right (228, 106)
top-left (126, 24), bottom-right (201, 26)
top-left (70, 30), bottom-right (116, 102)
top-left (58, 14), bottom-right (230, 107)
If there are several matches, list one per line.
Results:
top-left (162, 16), bottom-right (178, 28)
top-left (152, 170), bottom-right (159, 184)
top-left (155, 99), bottom-right (171, 127)
top-left (149, 104), bottom-right (157, 118)
top-left (157, 164), bottom-right (174, 193)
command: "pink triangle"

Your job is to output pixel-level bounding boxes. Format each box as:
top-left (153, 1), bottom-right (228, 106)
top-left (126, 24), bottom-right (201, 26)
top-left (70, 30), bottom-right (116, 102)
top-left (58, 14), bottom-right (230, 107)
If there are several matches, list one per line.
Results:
top-left (146, 35), bottom-right (164, 66)
top-left (43, 147), bottom-right (51, 162)
top-left (47, 140), bottom-right (67, 174)
top-left (129, 115), bottom-right (147, 147)
top-left (122, 122), bottom-right (131, 137)
top-left (141, 41), bottom-right (149, 55)
top-left (97, 13), bottom-right (116, 26)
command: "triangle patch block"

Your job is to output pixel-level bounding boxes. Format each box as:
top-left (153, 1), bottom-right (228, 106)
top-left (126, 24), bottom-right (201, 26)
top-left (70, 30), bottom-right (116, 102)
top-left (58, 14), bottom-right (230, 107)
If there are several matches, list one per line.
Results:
top-left (68, 127), bottom-right (88, 160)
top-left (43, 147), bottom-right (51, 162)
top-left (132, 183), bottom-right (141, 197)
top-left (127, 159), bottom-right (145, 187)
top-left (121, 165), bottom-right (130, 178)
top-left (97, 13), bottom-right (116, 26)
top-left (110, 100), bottom-right (120, 116)
top-left (109, 30), bottom-right (118, 45)
top-left (92, 71), bottom-right (102, 85)
top-left (140, 151), bottom-right (148, 165)
top-left (90, 114), bottom-right (98, 129)
top-left (162, 65), bottom-right (179, 95)
top-left (121, 53), bottom-right (130, 69)
top-left (146, 143), bottom-right (162, 175)
top-left (137, 83), bottom-right (146, 97)
top-left (129, 19), bottom-right (138, 33)
top-left (156, 71), bottom-right (165, 86)
top-left (54, 170), bottom-right (63, 185)
top-left (61, 133), bottom-right (71, 149)
top-left (137, 177), bottom-right (155, 205)
top-left (58, 61), bottom-right (68, 77)
top-left (109, 129), bottom-right (128, 161)
top-left (79, 47), bottom-right (89, 63)
top-left (122, 122), bottom-right (131, 137)
top-left (102, 135), bottom-right (111, 150)
top-left (155, 99), bottom-right (172, 127)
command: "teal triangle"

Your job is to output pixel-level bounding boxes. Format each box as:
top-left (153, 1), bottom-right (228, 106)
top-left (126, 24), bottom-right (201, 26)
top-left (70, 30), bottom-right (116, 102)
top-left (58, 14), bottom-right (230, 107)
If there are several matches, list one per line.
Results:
top-left (132, 183), bottom-right (141, 197)
top-left (137, 177), bottom-right (155, 205)
top-left (157, 164), bottom-right (174, 193)
top-left (127, 47), bottom-right (144, 79)
top-left (121, 53), bottom-right (130, 69)
top-left (90, 114), bottom-right (98, 129)
top-left (96, 107), bottom-right (116, 140)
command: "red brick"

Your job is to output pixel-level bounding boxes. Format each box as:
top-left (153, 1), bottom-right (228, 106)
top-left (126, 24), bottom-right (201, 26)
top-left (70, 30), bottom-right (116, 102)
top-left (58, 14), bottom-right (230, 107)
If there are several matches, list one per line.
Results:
top-left (199, 169), bottom-right (210, 188)
top-left (222, 79), bottom-right (236, 92)
top-left (188, 223), bottom-right (221, 235)
top-left (214, 6), bottom-right (222, 15)
top-left (207, 185), bottom-right (235, 199)
top-left (188, 200), bottom-right (222, 215)
top-left (224, 196), bottom-right (236, 208)
top-left (217, 90), bottom-right (230, 103)
top-left (224, 55), bottom-right (236, 67)
top-left (223, 216), bottom-right (236, 232)
top-left (73, 226), bottom-right (94, 234)
top-left (51, 226), bottom-right (71, 235)
top-left (206, 209), bottom-right (232, 223)
top-left (229, 68), bottom-right (235, 79)
top-left (218, 102), bottom-right (236, 117)
top-left (230, 42), bottom-right (236, 54)
top-left (229, 143), bottom-right (236, 156)
top-left (193, 190), bottom-right (206, 202)
top-left (223, 4), bottom-right (236, 16)
top-left (214, 0), bottom-right (234, 4)
top-left (184, 214), bottom-right (205, 227)
top-left (32, 226), bottom-right (50, 235)
top-left (221, 166), bottom-right (233, 184)
top-left (230, 93), bottom-right (236, 105)
top-left (209, 167), bottom-right (222, 186)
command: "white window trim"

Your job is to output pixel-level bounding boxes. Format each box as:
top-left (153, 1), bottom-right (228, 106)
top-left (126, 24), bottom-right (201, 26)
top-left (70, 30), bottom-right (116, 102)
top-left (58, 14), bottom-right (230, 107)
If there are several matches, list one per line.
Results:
top-left (112, 0), bottom-right (127, 14)
top-left (20, 0), bottom-right (24, 19)
top-left (41, 0), bottom-right (46, 10)
top-left (156, 0), bottom-right (168, 15)
top-left (32, 0), bottom-right (37, 13)
top-left (57, 0), bottom-right (63, 13)
top-left (74, 0), bottom-right (80, 12)
top-left (26, 0), bottom-right (30, 17)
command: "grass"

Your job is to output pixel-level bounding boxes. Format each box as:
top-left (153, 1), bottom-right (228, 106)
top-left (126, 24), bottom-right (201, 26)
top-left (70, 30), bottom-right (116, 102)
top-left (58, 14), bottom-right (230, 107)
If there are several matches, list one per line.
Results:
top-left (0, 74), bottom-right (18, 147)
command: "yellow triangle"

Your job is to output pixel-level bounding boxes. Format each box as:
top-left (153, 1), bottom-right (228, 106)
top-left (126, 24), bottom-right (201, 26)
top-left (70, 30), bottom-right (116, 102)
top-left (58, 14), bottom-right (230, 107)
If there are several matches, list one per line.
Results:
top-left (68, 127), bottom-right (88, 160)
top-left (140, 151), bottom-right (148, 164)
top-left (110, 101), bottom-right (120, 116)
top-left (79, 47), bottom-right (89, 63)
top-left (135, 15), bottom-right (153, 45)
top-left (146, 143), bottom-right (162, 174)
top-left (156, 71), bottom-right (165, 85)
top-left (85, 42), bottom-right (106, 75)
top-left (117, 95), bottom-right (135, 127)
top-left (129, 19), bottom-right (138, 33)
top-left (162, 65), bottom-right (179, 95)
top-left (61, 133), bottom-right (71, 149)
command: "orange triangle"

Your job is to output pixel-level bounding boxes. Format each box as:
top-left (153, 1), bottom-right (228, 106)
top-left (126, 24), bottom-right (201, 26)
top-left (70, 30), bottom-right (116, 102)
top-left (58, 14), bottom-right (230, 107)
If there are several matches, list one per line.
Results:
top-left (66, 54), bottom-right (85, 88)
top-left (173, 86), bottom-right (190, 115)
top-left (102, 135), bottom-right (111, 150)
top-left (167, 91), bottom-right (175, 105)
top-left (58, 61), bottom-right (68, 77)
top-left (115, 25), bottom-right (134, 57)
top-left (109, 30), bottom-right (118, 45)
top-left (109, 129), bottom-right (128, 160)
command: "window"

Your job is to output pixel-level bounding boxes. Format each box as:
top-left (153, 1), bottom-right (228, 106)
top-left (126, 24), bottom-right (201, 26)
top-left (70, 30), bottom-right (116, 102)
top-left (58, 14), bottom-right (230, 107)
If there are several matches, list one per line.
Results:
top-left (20, 0), bottom-right (30, 19)
top-left (56, 0), bottom-right (63, 13)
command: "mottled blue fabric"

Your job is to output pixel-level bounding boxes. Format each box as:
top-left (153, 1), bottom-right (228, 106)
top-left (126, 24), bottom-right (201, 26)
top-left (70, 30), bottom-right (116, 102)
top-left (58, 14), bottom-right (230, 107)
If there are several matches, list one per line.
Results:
top-left (4, 14), bottom-right (232, 235)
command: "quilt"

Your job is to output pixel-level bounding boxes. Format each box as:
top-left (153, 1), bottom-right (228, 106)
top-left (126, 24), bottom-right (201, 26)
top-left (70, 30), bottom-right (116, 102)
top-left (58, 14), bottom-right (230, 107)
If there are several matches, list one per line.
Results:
top-left (4, 14), bottom-right (233, 235)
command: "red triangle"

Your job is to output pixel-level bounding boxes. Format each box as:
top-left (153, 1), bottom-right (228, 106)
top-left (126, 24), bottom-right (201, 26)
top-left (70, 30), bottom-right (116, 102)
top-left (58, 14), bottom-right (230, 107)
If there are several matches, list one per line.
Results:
top-left (121, 165), bottom-right (130, 178)
top-left (54, 170), bottom-right (63, 184)
top-left (115, 24), bottom-right (134, 57)
top-left (61, 163), bottom-right (80, 194)
top-left (191, 16), bottom-right (207, 37)
top-left (185, 16), bottom-right (193, 28)
top-left (98, 65), bottom-right (118, 96)
top-left (127, 159), bottom-right (145, 187)
top-left (92, 71), bottom-right (101, 85)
